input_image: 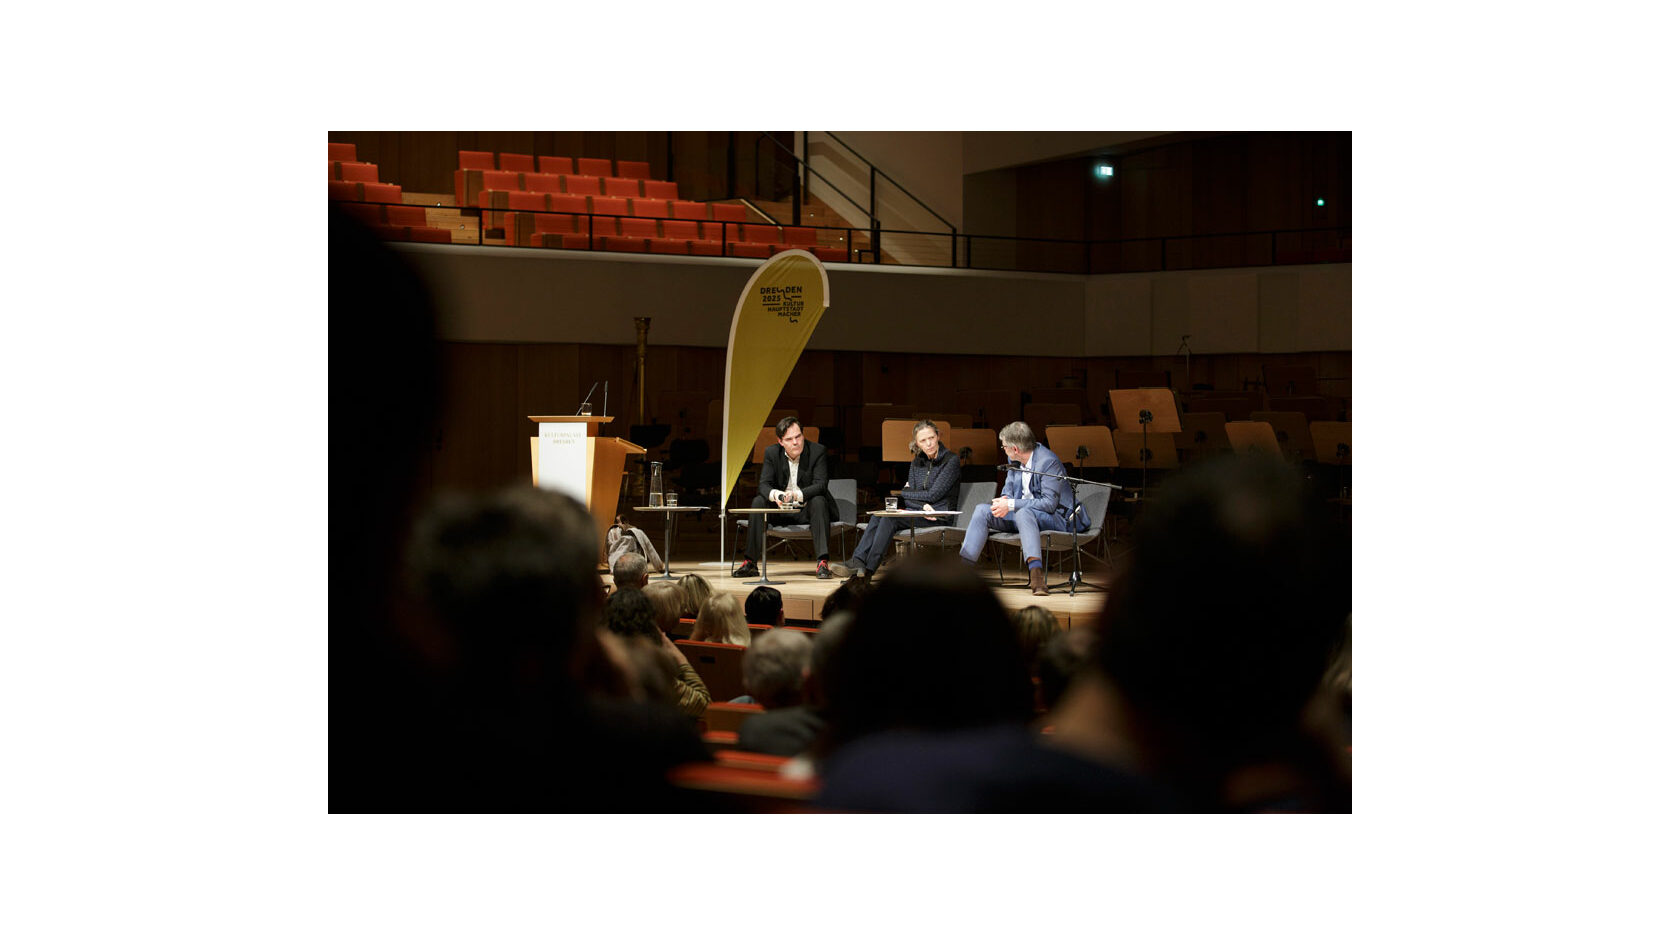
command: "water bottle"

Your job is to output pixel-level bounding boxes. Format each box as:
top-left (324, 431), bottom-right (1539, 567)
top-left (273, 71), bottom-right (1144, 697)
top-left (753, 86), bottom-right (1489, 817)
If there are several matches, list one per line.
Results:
top-left (648, 462), bottom-right (664, 507)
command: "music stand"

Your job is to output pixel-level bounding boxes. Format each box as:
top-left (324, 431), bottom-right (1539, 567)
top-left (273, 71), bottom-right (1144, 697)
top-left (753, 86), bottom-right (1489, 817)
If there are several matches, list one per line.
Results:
top-left (1309, 421), bottom-right (1351, 466)
top-left (1046, 426), bottom-right (1119, 470)
top-left (1175, 411), bottom-right (1232, 463)
top-left (1224, 420), bottom-right (1283, 456)
top-left (881, 419), bottom-right (951, 463)
top-left (1112, 431), bottom-right (1180, 470)
top-left (944, 428), bottom-right (998, 467)
top-left (1108, 388), bottom-right (1182, 506)
top-left (1252, 411), bottom-right (1314, 462)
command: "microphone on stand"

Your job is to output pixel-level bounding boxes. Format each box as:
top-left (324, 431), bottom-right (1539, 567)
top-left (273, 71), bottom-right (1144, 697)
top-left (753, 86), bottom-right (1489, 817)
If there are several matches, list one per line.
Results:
top-left (1138, 409), bottom-right (1153, 424)
top-left (959, 446), bottom-right (973, 464)
top-left (995, 461), bottom-right (1021, 471)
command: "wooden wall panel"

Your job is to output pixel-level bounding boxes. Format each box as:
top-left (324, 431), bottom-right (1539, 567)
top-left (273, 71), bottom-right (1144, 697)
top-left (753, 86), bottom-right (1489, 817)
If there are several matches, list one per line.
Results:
top-left (968, 131), bottom-right (1349, 253)
top-left (426, 342), bottom-right (1350, 495)
top-left (434, 343), bottom-right (526, 492)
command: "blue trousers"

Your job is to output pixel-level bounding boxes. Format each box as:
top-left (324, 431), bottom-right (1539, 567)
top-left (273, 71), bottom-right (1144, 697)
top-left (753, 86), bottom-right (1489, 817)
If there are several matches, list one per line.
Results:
top-left (959, 505), bottom-right (1070, 565)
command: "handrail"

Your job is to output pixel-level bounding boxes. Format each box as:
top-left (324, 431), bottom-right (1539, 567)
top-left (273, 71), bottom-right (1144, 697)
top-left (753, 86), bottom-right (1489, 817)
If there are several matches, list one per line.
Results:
top-left (736, 198), bottom-right (779, 224)
top-left (819, 132), bottom-right (956, 233)
top-left (347, 197), bottom-right (1346, 273)
top-left (751, 132), bottom-right (874, 224)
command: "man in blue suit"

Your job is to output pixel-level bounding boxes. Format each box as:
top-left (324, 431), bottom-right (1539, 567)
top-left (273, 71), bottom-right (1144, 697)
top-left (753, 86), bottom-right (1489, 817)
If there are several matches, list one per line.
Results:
top-left (959, 421), bottom-right (1091, 596)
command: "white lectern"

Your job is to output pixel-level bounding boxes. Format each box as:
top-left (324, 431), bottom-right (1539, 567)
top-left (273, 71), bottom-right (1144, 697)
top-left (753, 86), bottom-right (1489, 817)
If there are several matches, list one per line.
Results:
top-left (529, 415), bottom-right (645, 564)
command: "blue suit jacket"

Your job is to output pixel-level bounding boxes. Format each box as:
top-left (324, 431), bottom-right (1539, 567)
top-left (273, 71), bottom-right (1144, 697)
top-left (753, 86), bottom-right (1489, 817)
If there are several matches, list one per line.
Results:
top-left (1004, 444), bottom-right (1092, 531)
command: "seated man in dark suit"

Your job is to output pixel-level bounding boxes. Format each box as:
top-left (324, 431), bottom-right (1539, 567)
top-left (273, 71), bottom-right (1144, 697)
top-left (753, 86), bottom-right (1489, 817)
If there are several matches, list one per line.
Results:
top-left (735, 416), bottom-right (835, 579)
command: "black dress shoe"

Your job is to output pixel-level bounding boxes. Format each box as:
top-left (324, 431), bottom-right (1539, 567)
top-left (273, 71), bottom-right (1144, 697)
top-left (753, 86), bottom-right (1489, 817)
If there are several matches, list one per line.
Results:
top-left (732, 561), bottom-right (759, 577)
top-left (816, 561), bottom-right (833, 579)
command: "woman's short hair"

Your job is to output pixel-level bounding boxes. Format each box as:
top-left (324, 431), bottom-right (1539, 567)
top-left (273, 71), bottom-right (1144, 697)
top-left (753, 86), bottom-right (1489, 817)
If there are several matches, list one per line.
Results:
top-left (642, 582), bottom-right (683, 636)
top-left (692, 591), bottom-right (751, 646)
top-left (676, 573), bottom-right (714, 619)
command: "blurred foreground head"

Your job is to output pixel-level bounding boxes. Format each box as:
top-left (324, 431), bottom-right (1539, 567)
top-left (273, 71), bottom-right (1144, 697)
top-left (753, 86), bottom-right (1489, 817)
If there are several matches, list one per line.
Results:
top-left (823, 557), bottom-right (1034, 750)
top-left (1097, 453), bottom-right (1349, 753)
top-left (407, 485), bottom-right (605, 683)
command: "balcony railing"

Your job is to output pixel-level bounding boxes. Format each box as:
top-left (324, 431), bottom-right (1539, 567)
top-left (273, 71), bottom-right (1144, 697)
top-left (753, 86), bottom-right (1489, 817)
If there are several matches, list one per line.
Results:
top-left (337, 198), bottom-right (1351, 273)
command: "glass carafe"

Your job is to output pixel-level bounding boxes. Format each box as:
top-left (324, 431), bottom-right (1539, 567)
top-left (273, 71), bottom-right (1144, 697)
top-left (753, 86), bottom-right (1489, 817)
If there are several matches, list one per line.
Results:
top-left (647, 462), bottom-right (664, 506)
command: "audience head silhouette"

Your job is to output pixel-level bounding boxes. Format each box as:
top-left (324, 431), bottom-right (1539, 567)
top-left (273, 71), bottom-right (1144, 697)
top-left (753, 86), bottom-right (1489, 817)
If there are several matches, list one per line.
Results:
top-left (744, 585), bottom-right (783, 626)
top-left (822, 557), bottom-right (1034, 751)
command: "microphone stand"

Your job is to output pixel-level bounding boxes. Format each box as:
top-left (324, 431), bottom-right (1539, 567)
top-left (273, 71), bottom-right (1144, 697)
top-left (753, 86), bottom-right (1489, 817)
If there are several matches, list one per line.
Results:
top-left (1011, 464), bottom-right (1108, 596)
top-left (1137, 408), bottom-right (1153, 507)
top-left (576, 381), bottom-right (600, 416)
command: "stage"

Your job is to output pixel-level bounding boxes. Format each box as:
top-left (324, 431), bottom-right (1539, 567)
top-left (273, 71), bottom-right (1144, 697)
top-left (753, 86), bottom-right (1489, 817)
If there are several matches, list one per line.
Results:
top-left (617, 552), bottom-right (1117, 630)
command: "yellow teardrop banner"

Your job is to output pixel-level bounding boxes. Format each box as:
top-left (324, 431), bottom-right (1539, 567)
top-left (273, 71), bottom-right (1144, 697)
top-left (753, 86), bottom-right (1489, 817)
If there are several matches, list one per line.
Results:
top-left (721, 249), bottom-right (831, 505)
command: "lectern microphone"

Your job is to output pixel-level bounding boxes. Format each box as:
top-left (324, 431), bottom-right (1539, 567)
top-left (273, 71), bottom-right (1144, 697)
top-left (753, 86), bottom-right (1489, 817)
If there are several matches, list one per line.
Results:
top-left (577, 381), bottom-right (600, 416)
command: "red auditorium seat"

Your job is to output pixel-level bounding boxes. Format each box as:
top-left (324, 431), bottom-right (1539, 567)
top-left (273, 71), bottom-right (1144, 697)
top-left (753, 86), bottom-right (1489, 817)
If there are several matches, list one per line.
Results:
top-left (688, 239), bottom-right (723, 256)
top-left (602, 177), bottom-right (641, 198)
top-left (563, 174), bottom-right (603, 196)
top-left (361, 182), bottom-right (402, 203)
top-left (702, 702), bottom-right (764, 734)
top-left (537, 231), bottom-right (592, 249)
top-left (386, 205), bottom-right (427, 227)
top-left (520, 211), bottom-right (580, 249)
top-left (742, 224), bottom-right (781, 244)
top-left (642, 180), bottom-right (679, 200)
top-left (575, 157), bottom-right (613, 177)
top-left (407, 227), bottom-right (452, 244)
top-left (675, 640), bottom-right (748, 701)
top-left (781, 226), bottom-right (817, 245)
top-left (498, 152), bottom-right (535, 173)
top-left (328, 142), bottom-right (357, 162)
top-left (482, 170), bottom-right (520, 193)
top-left (619, 217), bottom-right (660, 239)
top-left (729, 242), bottom-right (775, 258)
top-left (537, 155), bottom-right (574, 174)
top-left (629, 198), bottom-right (669, 218)
top-left (531, 212), bottom-right (581, 236)
top-left (616, 160), bottom-right (651, 179)
top-left (710, 203), bottom-right (749, 222)
top-left (523, 172), bottom-right (562, 194)
top-left (504, 191), bottom-right (548, 212)
top-left (328, 180), bottom-right (361, 201)
top-left (590, 196), bottom-right (629, 218)
top-left (374, 223), bottom-right (408, 241)
top-left (648, 238), bottom-right (689, 255)
top-left (458, 150), bottom-right (496, 170)
top-left (549, 194), bottom-right (590, 215)
top-left (662, 220), bottom-right (699, 240)
top-left (339, 162), bottom-right (379, 183)
top-left (666, 761), bottom-right (818, 808)
top-left (600, 235), bottom-right (649, 254)
top-left (670, 200), bottom-right (707, 220)
top-left (698, 221), bottom-right (726, 242)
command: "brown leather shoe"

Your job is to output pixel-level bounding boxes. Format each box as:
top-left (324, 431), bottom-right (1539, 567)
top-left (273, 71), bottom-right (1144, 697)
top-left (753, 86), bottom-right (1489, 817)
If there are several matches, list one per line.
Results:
top-left (1028, 567), bottom-right (1049, 596)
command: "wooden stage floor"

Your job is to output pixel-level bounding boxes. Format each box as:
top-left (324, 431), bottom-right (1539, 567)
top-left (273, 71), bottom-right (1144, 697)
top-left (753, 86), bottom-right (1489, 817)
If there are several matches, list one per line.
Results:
top-left (619, 551), bottom-right (1118, 630)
